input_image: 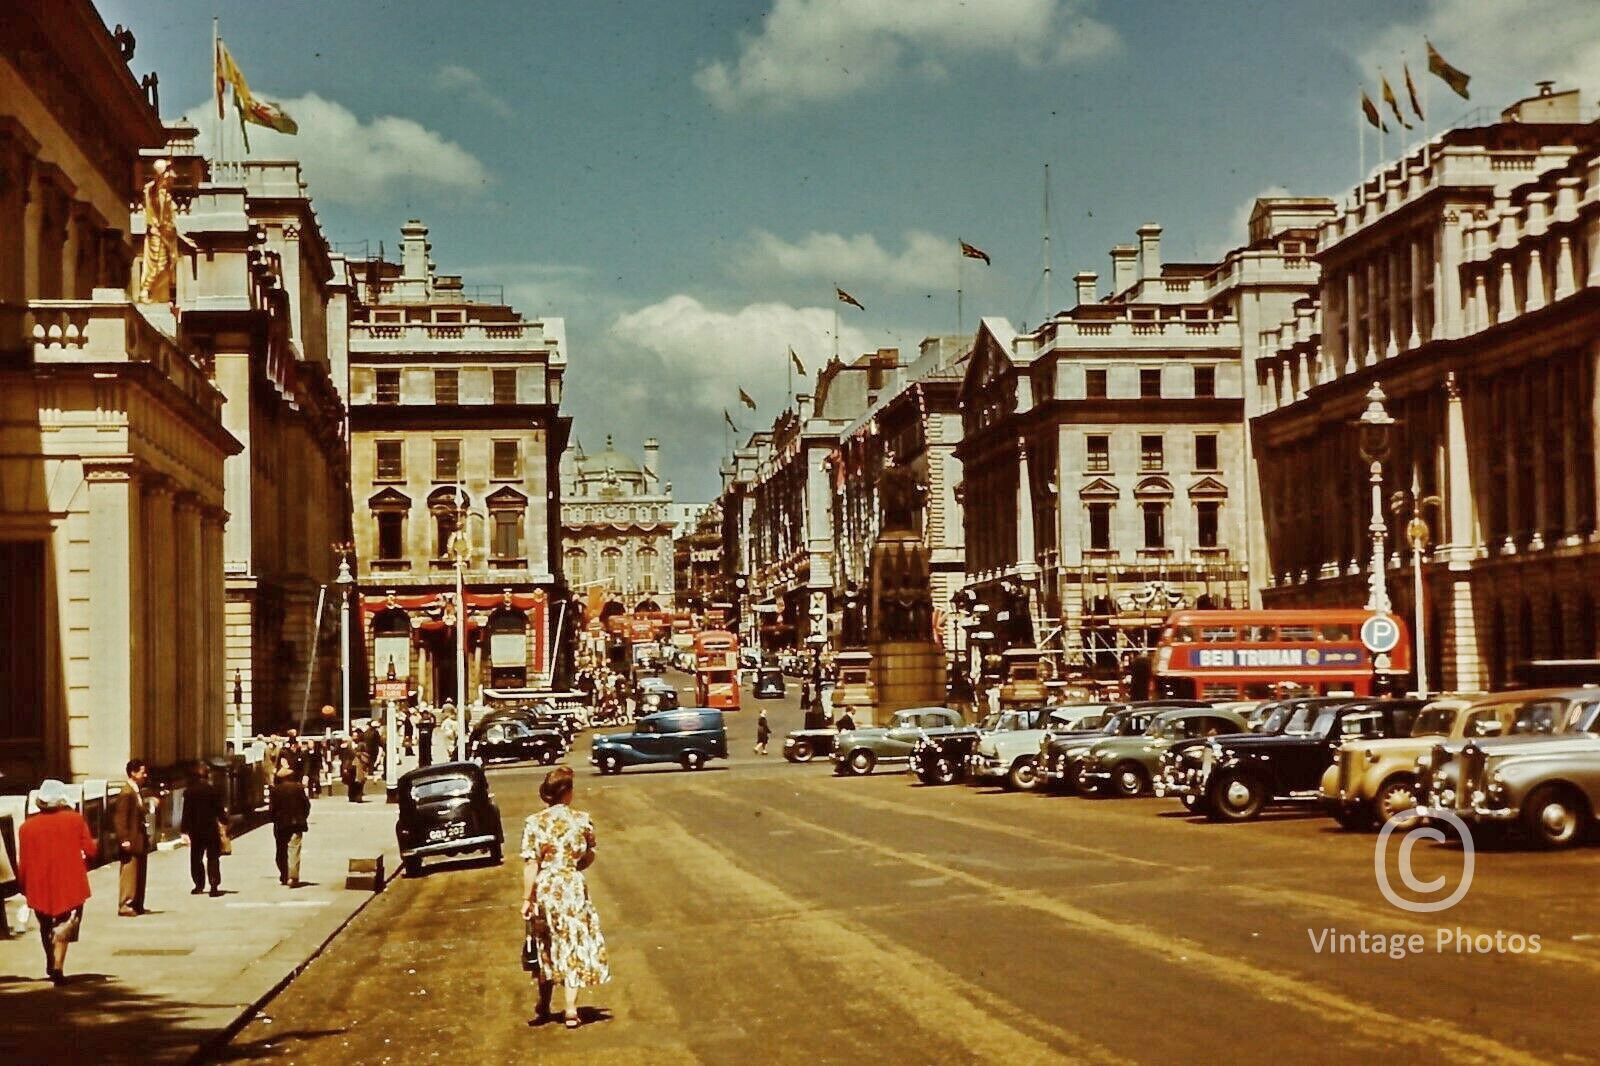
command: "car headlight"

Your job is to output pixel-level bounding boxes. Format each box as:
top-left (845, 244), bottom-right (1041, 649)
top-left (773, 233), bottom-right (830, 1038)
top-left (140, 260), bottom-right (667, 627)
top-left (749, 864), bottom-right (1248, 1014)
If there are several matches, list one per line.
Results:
top-left (1365, 750), bottom-right (1380, 764)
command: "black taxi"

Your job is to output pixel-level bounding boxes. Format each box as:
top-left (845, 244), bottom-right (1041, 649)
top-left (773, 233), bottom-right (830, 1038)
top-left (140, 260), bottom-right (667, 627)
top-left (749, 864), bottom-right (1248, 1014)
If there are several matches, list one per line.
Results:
top-left (395, 761), bottom-right (504, 877)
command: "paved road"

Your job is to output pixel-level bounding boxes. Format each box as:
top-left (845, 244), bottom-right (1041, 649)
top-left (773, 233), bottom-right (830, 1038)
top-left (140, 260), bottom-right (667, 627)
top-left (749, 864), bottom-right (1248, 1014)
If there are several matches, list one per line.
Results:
top-left (210, 677), bottom-right (1600, 1064)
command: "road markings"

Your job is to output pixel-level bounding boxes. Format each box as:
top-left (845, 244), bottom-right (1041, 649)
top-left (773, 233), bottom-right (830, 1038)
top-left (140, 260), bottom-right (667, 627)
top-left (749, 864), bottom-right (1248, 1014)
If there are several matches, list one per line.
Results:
top-left (698, 785), bottom-right (1551, 1066)
top-left (225, 901), bottom-right (332, 908)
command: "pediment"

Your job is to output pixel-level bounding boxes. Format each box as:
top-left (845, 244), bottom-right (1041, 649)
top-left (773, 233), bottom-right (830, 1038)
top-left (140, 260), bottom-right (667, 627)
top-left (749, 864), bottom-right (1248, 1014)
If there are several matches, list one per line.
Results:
top-left (1133, 476), bottom-right (1174, 499)
top-left (1187, 476), bottom-right (1229, 499)
top-left (1078, 477), bottom-right (1120, 500)
top-left (367, 487), bottom-right (411, 509)
top-left (487, 485), bottom-right (529, 507)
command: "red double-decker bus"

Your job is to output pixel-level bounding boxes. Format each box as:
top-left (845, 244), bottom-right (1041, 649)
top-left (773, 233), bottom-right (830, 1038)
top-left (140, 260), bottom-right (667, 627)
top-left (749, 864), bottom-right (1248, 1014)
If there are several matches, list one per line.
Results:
top-left (1153, 609), bottom-right (1410, 701)
top-left (693, 629), bottom-right (741, 711)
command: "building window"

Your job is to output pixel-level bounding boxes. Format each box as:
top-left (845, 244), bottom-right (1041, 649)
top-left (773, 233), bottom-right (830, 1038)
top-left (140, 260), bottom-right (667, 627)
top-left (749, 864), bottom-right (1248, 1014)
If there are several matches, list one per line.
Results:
top-left (435, 509), bottom-right (458, 558)
top-left (375, 440), bottom-right (403, 481)
top-left (1197, 501), bottom-right (1220, 548)
top-left (377, 511), bottom-right (404, 560)
top-left (637, 548), bottom-right (659, 593)
top-left (1086, 435), bottom-right (1110, 472)
top-left (1195, 434), bottom-right (1219, 471)
top-left (492, 510), bottom-right (522, 559)
top-left (1086, 369), bottom-right (1108, 399)
top-left (1142, 502), bottom-right (1166, 549)
top-left (434, 369), bottom-right (459, 405)
top-left (602, 549), bottom-right (621, 582)
top-left (1140, 435), bottom-right (1164, 471)
top-left (1194, 366), bottom-right (1216, 398)
top-left (1140, 368), bottom-right (1162, 398)
top-left (434, 440), bottom-right (461, 481)
top-left (375, 369), bottom-right (400, 405)
top-left (1088, 503), bottom-right (1112, 551)
top-left (492, 440), bottom-right (520, 480)
top-left (493, 368), bottom-right (518, 405)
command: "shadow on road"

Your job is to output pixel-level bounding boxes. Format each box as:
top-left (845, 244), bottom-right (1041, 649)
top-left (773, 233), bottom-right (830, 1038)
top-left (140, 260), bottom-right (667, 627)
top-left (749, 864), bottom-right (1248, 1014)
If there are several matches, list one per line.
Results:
top-left (0, 971), bottom-right (210, 1065)
top-left (202, 1027), bottom-right (348, 1062)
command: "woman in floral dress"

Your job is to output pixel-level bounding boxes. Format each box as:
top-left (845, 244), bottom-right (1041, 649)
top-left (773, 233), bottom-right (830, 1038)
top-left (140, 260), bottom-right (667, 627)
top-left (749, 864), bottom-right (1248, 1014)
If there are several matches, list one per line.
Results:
top-left (521, 766), bottom-right (609, 1027)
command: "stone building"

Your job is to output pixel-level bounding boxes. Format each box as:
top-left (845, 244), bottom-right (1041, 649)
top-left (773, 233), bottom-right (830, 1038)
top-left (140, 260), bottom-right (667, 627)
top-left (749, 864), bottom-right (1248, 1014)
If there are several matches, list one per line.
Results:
top-left (0, 0), bottom-right (236, 782)
top-left (348, 220), bottom-right (569, 702)
top-left (957, 206), bottom-right (1331, 680)
top-left (158, 143), bottom-right (354, 737)
top-left (559, 435), bottom-right (677, 612)
top-left (674, 501), bottom-right (725, 614)
top-left (1253, 85), bottom-right (1600, 691)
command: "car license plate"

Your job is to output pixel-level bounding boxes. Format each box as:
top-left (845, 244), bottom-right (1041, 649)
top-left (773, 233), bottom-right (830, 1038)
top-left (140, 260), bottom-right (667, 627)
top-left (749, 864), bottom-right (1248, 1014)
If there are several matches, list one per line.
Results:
top-left (427, 823), bottom-right (466, 844)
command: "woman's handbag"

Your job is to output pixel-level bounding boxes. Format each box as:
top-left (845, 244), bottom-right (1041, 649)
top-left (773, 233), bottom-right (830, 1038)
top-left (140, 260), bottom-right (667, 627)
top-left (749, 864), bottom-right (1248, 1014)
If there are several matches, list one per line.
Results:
top-left (218, 824), bottom-right (233, 856)
top-left (521, 917), bottom-right (541, 975)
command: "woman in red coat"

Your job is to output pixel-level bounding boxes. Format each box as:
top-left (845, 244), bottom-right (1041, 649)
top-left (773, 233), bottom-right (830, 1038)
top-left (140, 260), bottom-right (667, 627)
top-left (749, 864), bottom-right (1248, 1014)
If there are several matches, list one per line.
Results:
top-left (17, 779), bottom-right (98, 985)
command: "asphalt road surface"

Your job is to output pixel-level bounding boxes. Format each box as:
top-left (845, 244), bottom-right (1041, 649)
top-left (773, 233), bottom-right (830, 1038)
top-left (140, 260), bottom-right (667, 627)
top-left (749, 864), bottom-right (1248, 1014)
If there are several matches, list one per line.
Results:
top-left (212, 676), bottom-right (1600, 1065)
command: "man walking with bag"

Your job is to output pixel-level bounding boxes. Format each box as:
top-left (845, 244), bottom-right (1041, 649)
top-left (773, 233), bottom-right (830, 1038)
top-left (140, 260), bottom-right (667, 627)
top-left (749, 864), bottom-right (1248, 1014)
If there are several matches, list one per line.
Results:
top-left (269, 759), bottom-right (310, 887)
top-left (181, 760), bottom-right (229, 897)
top-left (111, 759), bottom-right (151, 916)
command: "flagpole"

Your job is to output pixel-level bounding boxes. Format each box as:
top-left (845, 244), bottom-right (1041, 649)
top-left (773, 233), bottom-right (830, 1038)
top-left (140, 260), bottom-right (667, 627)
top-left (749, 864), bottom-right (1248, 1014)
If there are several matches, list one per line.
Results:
top-left (1042, 164), bottom-right (1053, 323)
top-left (212, 18), bottom-right (222, 165)
top-left (1358, 86), bottom-right (1365, 191)
top-left (832, 287), bottom-right (839, 361)
top-left (956, 248), bottom-right (964, 337)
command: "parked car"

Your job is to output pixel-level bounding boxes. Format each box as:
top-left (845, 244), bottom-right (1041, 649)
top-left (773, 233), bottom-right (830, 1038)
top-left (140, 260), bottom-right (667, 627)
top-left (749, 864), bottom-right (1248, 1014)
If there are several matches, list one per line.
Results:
top-left (468, 716), bottom-right (567, 766)
top-left (1422, 695), bottom-right (1600, 848)
top-left (783, 727), bottom-right (838, 763)
top-left (968, 705), bottom-right (1116, 791)
top-left (1156, 698), bottom-right (1335, 813)
top-left (636, 688), bottom-right (681, 714)
top-left (1077, 706), bottom-right (1254, 797)
top-left (592, 708), bottom-right (728, 774)
top-left (1317, 696), bottom-right (1483, 829)
top-left (1197, 699), bottom-right (1423, 821)
top-left (753, 668), bottom-right (786, 699)
top-left (1040, 701), bottom-right (1210, 793)
top-left (833, 707), bottom-right (965, 776)
top-left (394, 761), bottom-right (504, 877)
top-left (1418, 690), bottom-right (1600, 818)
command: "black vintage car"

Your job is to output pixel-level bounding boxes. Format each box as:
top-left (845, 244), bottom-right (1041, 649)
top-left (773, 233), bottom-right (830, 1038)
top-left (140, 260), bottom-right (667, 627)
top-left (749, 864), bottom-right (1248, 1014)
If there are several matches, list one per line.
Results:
top-left (782, 727), bottom-right (836, 763)
top-left (395, 761), bottom-right (504, 877)
top-left (468, 715), bottom-right (567, 765)
top-left (1199, 698), bottom-right (1425, 821)
top-left (753, 668), bottom-right (786, 699)
top-left (1039, 701), bottom-right (1209, 793)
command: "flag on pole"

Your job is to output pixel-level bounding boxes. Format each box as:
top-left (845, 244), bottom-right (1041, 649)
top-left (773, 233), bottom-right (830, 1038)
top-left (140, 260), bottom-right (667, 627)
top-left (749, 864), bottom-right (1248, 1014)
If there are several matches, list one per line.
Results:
top-left (723, 409), bottom-right (738, 433)
top-left (1404, 62), bottom-right (1425, 121)
top-left (959, 240), bottom-right (991, 265)
top-left (835, 287), bottom-right (864, 310)
top-left (1426, 40), bottom-right (1470, 99)
top-left (1381, 74), bottom-right (1412, 129)
top-left (738, 387), bottom-right (757, 411)
top-left (790, 347), bottom-right (806, 376)
top-left (1360, 90), bottom-right (1388, 132)
top-left (214, 38), bottom-right (299, 136)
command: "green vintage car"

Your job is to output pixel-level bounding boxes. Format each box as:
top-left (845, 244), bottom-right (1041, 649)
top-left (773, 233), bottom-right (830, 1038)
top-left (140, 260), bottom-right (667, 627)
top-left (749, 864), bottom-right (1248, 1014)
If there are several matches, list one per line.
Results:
top-left (832, 706), bottom-right (965, 776)
top-left (1075, 707), bottom-right (1252, 797)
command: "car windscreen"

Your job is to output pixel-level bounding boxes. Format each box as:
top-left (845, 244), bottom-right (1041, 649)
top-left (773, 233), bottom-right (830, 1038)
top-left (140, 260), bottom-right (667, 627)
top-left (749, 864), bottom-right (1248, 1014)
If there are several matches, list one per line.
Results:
top-left (1411, 705), bottom-right (1459, 737)
top-left (1513, 700), bottom-right (1565, 735)
top-left (1281, 704), bottom-right (1323, 736)
top-left (408, 775), bottom-right (474, 802)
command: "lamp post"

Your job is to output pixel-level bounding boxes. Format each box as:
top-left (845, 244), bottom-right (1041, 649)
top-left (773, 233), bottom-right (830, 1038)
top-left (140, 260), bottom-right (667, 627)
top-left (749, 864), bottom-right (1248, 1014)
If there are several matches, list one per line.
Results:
top-left (448, 519), bottom-right (470, 758)
top-left (1355, 384), bottom-right (1397, 688)
top-left (333, 543), bottom-right (354, 736)
top-left (1392, 469), bottom-right (1442, 699)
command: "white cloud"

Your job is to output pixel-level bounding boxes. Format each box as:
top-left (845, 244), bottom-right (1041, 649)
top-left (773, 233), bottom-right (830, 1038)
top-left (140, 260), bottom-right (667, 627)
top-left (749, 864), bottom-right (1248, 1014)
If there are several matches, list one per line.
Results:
top-left (182, 93), bottom-right (490, 204)
top-left (435, 64), bottom-right (513, 119)
top-left (1356, 0), bottom-right (1600, 104)
top-left (696, 0), bottom-right (1119, 110)
top-left (734, 229), bottom-right (965, 293)
top-left (607, 295), bottom-right (871, 414)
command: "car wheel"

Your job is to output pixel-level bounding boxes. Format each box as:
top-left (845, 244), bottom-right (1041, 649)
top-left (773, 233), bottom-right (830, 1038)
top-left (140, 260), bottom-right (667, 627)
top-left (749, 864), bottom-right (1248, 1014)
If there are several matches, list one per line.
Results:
top-left (1180, 793), bottom-right (1200, 813)
top-left (846, 749), bottom-right (876, 776)
top-left (1331, 805), bottom-right (1375, 831)
top-left (1071, 762), bottom-right (1096, 796)
top-left (789, 739), bottom-right (813, 763)
top-left (1006, 756), bottom-right (1041, 793)
top-left (1523, 784), bottom-right (1587, 849)
top-left (682, 751), bottom-right (705, 772)
top-left (1374, 777), bottom-right (1422, 828)
top-left (1210, 771), bottom-right (1266, 821)
top-left (599, 754), bottom-right (621, 776)
top-left (930, 757), bottom-right (958, 786)
top-left (403, 856), bottom-right (423, 878)
top-left (488, 842), bottom-right (503, 865)
top-left (1109, 762), bottom-right (1149, 798)
top-left (540, 749), bottom-right (558, 766)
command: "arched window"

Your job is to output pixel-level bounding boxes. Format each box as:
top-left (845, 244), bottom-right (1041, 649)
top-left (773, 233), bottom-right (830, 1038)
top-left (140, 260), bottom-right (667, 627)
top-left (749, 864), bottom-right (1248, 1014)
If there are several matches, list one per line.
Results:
top-left (637, 546), bottom-right (659, 593)
top-left (565, 547), bottom-right (588, 584)
top-left (602, 547), bottom-right (621, 582)
top-left (487, 487), bottom-right (527, 562)
top-left (428, 487), bottom-right (469, 559)
top-left (367, 489), bottom-right (411, 563)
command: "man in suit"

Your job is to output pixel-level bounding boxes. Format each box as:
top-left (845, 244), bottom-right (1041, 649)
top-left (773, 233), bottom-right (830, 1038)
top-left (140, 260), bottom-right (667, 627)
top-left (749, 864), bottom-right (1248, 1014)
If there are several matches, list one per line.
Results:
top-left (111, 759), bottom-right (151, 916)
top-left (269, 758), bottom-right (311, 887)
top-left (180, 760), bottom-right (228, 896)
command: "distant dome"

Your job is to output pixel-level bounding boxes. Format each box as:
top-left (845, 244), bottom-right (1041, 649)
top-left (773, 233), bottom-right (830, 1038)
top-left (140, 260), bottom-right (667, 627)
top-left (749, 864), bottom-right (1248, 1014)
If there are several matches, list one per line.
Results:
top-left (572, 434), bottom-right (647, 492)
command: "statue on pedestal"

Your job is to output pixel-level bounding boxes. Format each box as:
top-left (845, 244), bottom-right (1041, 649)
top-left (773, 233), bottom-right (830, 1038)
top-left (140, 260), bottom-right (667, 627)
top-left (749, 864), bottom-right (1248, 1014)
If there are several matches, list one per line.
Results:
top-left (137, 159), bottom-right (190, 305)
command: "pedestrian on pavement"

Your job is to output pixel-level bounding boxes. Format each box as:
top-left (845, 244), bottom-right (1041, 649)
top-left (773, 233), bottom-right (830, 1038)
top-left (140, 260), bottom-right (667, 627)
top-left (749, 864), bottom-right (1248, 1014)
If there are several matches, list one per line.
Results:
top-left (521, 766), bottom-right (609, 1029)
top-left (16, 780), bottom-right (97, 984)
top-left (418, 705), bottom-right (438, 768)
top-left (402, 707), bottom-right (415, 756)
top-left (439, 711), bottom-right (460, 762)
top-left (180, 760), bottom-right (228, 896)
top-left (341, 736), bottom-right (365, 803)
top-left (305, 739), bottom-right (324, 798)
top-left (754, 710), bottom-right (771, 755)
top-left (269, 759), bottom-right (310, 887)
top-left (111, 759), bottom-right (151, 916)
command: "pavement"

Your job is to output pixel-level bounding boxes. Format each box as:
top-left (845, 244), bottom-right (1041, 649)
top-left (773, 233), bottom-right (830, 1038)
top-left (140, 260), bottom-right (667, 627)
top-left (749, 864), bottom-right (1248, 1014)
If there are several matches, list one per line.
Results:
top-left (0, 785), bottom-right (401, 1066)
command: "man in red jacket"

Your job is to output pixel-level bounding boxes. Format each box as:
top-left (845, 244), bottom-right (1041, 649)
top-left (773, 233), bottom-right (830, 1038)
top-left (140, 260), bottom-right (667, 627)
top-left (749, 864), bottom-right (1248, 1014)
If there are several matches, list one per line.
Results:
top-left (17, 780), bottom-right (98, 985)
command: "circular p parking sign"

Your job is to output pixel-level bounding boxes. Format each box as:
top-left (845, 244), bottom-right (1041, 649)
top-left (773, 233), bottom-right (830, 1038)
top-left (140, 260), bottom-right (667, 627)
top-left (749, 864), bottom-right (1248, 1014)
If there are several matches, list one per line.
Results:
top-left (1360, 613), bottom-right (1402, 655)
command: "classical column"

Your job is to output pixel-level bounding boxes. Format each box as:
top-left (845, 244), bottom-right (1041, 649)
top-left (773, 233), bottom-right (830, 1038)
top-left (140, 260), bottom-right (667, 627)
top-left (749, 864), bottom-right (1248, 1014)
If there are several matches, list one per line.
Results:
top-left (1344, 270), bottom-right (1360, 373)
top-left (1015, 438), bottom-right (1036, 568)
top-left (142, 475), bottom-right (177, 766)
top-left (174, 492), bottom-right (203, 760)
top-left (1385, 244), bottom-right (1401, 358)
top-left (1561, 356), bottom-right (1581, 542)
top-left (1442, 373), bottom-right (1475, 561)
top-left (1529, 373), bottom-right (1549, 551)
top-left (1439, 212), bottom-right (1462, 340)
top-left (1364, 260), bottom-right (1379, 365)
top-left (1408, 237), bottom-right (1424, 348)
top-left (84, 461), bottom-right (142, 778)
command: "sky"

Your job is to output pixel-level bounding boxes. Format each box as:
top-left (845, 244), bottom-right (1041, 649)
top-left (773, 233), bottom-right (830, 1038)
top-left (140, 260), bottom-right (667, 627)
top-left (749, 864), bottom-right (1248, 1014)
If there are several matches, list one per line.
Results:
top-left (98, 0), bottom-right (1600, 502)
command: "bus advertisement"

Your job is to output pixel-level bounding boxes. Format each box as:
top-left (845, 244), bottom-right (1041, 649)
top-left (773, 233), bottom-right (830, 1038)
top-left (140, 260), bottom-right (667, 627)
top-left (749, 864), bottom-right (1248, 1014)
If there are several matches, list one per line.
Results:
top-left (694, 629), bottom-right (741, 711)
top-left (1153, 609), bottom-right (1410, 701)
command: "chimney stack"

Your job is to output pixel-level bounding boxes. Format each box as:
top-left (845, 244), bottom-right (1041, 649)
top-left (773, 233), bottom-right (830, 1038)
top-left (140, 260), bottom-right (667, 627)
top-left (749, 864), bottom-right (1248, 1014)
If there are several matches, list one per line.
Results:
top-left (1109, 246), bottom-right (1137, 293)
top-left (642, 437), bottom-right (660, 492)
top-left (400, 218), bottom-right (431, 282)
top-left (1137, 223), bottom-right (1163, 282)
top-left (1074, 271), bottom-right (1099, 307)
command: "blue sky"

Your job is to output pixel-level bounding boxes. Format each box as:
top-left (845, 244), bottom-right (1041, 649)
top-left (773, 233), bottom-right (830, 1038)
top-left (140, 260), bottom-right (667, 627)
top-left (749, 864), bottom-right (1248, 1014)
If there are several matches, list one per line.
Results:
top-left (99, 0), bottom-right (1600, 501)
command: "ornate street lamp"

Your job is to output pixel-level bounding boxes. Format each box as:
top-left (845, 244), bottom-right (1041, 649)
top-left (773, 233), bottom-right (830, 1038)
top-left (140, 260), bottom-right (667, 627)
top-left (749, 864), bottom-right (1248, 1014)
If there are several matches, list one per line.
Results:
top-left (1392, 471), bottom-right (1442, 699)
top-left (333, 542), bottom-right (355, 736)
top-left (1354, 384), bottom-right (1396, 617)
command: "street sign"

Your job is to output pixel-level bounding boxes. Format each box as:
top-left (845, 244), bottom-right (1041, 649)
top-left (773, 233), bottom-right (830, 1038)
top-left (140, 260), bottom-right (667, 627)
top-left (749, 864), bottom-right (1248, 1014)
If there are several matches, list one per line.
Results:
top-left (374, 680), bottom-right (408, 701)
top-left (1360, 613), bottom-right (1402, 656)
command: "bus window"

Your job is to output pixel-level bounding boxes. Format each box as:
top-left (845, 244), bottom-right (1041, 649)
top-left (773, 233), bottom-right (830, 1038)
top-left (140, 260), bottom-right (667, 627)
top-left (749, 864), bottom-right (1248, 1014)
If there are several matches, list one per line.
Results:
top-left (1201, 683), bottom-right (1240, 699)
top-left (1173, 626), bottom-right (1198, 643)
top-left (1201, 626), bottom-right (1237, 642)
top-left (1320, 623), bottom-right (1354, 641)
top-left (1280, 625), bottom-right (1316, 641)
top-left (1245, 625), bottom-right (1277, 642)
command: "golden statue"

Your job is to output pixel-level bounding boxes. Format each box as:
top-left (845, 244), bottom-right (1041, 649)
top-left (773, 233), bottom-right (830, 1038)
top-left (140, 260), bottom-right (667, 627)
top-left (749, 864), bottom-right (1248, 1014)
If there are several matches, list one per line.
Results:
top-left (137, 159), bottom-right (184, 304)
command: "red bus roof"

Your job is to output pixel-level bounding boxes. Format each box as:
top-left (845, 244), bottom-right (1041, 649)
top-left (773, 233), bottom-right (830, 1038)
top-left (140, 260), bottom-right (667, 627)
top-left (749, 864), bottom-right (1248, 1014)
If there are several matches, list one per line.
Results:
top-left (1161, 608), bottom-right (1390, 626)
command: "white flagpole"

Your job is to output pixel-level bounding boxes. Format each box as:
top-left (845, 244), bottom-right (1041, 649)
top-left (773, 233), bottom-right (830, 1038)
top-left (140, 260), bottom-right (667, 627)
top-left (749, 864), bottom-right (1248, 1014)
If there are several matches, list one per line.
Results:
top-left (956, 247), bottom-right (964, 337)
top-left (212, 19), bottom-right (222, 164)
